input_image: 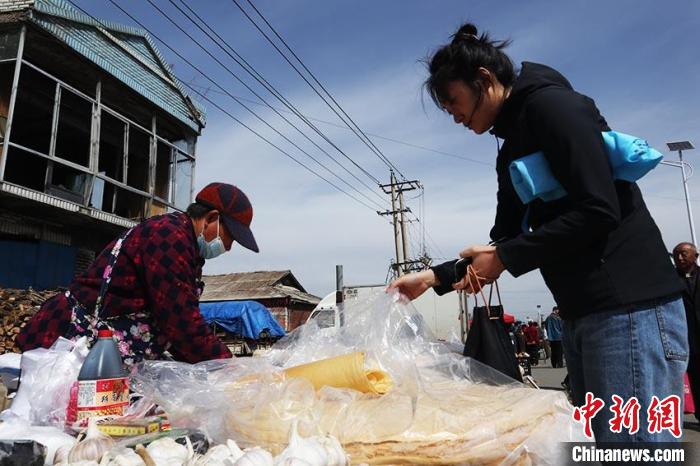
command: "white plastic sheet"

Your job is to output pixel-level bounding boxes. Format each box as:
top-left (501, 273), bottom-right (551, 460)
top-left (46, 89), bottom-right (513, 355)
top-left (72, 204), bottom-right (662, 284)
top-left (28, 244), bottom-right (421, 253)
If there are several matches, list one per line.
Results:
top-left (132, 291), bottom-right (585, 465)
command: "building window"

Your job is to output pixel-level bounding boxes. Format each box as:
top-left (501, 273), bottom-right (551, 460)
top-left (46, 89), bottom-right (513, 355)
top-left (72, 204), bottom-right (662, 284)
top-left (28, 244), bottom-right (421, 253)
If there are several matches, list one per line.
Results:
top-left (171, 136), bottom-right (195, 156)
top-left (96, 181), bottom-right (147, 221)
top-left (154, 140), bottom-right (172, 201)
top-left (46, 162), bottom-right (88, 204)
top-left (126, 125), bottom-right (150, 192)
top-left (0, 61), bottom-right (14, 141)
top-left (10, 64), bottom-right (55, 155)
top-left (98, 110), bottom-right (126, 182)
top-left (55, 88), bottom-right (92, 168)
top-left (0, 30), bottom-right (20, 60)
top-left (114, 187), bottom-right (147, 220)
top-left (3, 145), bottom-right (47, 191)
top-left (174, 151), bottom-right (193, 209)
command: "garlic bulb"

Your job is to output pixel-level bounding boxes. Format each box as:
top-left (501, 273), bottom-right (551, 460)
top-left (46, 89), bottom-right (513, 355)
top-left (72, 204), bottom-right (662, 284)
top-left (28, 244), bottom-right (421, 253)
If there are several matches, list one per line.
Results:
top-left (54, 444), bottom-right (72, 464)
top-left (67, 418), bottom-right (116, 463)
top-left (234, 447), bottom-right (274, 466)
top-left (66, 461), bottom-right (100, 466)
top-left (100, 448), bottom-right (147, 466)
top-left (187, 443), bottom-right (238, 466)
top-left (145, 437), bottom-right (190, 465)
top-left (226, 440), bottom-right (245, 462)
top-left (314, 436), bottom-right (348, 466)
top-left (273, 420), bottom-right (327, 466)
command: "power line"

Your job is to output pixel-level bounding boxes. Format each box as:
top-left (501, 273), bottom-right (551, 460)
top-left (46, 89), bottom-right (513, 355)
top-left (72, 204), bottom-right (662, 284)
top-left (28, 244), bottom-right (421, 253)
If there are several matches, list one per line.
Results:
top-left (65, 0), bottom-right (381, 212)
top-left (165, 0), bottom-right (387, 190)
top-left (142, 0), bottom-right (387, 199)
top-left (233, 0), bottom-right (407, 180)
top-left (180, 83), bottom-right (380, 210)
top-left (184, 81), bottom-right (494, 167)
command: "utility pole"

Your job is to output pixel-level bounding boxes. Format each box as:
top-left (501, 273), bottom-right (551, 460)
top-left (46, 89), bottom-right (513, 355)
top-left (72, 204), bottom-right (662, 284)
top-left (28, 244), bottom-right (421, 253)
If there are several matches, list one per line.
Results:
top-left (377, 171), bottom-right (429, 277)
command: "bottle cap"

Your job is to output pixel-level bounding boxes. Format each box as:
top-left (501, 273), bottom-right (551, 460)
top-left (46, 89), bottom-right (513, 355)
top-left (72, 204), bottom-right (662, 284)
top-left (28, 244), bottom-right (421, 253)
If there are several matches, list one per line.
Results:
top-left (98, 329), bottom-right (113, 338)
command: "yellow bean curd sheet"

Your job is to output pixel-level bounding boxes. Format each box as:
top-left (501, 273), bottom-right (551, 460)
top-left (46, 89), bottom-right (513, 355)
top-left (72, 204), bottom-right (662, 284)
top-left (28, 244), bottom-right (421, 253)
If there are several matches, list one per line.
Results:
top-left (225, 357), bottom-right (577, 465)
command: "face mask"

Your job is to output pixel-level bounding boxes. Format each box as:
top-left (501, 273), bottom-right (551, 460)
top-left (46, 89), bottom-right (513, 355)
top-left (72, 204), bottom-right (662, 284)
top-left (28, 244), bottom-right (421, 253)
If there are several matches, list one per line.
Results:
top-left (197, 218), bottom-right (226, 259)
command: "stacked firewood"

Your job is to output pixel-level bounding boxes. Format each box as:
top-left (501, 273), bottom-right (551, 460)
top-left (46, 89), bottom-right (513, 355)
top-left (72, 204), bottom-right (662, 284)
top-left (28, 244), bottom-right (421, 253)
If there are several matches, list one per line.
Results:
top-left (0, 287), bottom-right (59, 354)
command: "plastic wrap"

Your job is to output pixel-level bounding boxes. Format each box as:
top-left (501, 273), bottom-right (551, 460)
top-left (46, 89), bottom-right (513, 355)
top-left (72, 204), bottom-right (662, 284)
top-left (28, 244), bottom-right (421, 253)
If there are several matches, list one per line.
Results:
top-left (132, 291), bottom-right (585, 465)
top-left (9, 337), bottom-right (88, 427)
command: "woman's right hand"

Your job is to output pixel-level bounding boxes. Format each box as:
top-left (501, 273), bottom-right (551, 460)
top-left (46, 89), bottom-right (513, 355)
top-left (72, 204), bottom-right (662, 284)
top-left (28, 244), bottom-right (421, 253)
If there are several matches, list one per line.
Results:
top-left (386, 269), bottom-right (438, 300)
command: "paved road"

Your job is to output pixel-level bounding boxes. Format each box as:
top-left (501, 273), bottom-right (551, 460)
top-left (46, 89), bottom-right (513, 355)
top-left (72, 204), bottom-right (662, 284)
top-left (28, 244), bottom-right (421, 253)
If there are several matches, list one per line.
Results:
top-left (530, 365), bottom-right (700, 443)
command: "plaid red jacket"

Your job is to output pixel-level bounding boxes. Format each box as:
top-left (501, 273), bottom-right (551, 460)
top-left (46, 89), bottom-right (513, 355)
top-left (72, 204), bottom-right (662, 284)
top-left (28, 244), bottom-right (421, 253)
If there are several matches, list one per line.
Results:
top-left (17, 212), bottom-right (232, 363)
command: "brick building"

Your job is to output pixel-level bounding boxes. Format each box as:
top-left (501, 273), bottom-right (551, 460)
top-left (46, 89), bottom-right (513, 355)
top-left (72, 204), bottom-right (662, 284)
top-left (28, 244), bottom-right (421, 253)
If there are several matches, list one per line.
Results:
top-left (201, 271), bottom-right (321, 332)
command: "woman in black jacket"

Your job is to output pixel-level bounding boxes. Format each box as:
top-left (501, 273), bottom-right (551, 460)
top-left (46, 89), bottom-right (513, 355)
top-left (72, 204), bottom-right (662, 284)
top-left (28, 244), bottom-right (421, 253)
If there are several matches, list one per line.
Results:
top-left (389, 23), bottom-right (687, 443)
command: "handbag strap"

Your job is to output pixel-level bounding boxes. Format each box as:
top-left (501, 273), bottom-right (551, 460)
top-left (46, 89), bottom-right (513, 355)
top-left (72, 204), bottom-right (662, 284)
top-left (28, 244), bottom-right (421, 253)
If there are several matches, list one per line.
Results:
top-left (486, 281), bottom-right (503, 319)
top-left (487, 281), bottom-right (502, 305)
top-left (93, 227), bottom-right (135, 322)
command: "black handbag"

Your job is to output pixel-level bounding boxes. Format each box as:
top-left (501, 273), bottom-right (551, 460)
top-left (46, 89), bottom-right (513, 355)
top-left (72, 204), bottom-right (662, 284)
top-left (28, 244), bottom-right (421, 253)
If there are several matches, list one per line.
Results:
top-left (463, 282), bottom-right (523, 382)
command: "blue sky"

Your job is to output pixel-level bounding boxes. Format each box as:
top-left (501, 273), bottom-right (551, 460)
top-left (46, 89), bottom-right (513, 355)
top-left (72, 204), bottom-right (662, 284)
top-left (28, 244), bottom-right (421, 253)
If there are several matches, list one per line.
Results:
top-left (79, 0), bottom-right (700, 320)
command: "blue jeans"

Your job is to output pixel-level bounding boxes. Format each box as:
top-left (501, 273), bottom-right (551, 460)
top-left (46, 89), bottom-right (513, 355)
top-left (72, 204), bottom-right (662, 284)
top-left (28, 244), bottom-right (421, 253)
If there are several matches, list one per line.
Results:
top-left (563, 297), bottom-right (688, 443)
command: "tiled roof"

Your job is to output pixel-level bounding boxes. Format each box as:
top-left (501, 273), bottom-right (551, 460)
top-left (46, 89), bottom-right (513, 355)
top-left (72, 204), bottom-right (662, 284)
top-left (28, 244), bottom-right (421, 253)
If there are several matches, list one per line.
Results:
top-left (200, 271), bottom-right (321, 306)
top-left (1, 0), bottom-right (206, 131)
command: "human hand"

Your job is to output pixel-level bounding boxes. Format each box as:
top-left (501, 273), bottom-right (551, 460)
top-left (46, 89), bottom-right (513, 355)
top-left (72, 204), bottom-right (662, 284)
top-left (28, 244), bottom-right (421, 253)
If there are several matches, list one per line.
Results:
top-left (387, 269), bottom-right (438, 300)
top-left (453, 244), bottom-right (505, 294)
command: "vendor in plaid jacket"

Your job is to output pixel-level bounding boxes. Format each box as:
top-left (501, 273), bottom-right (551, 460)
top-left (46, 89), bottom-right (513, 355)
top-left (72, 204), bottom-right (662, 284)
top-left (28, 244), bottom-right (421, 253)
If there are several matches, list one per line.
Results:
top-left (17, 182), bottom-right (259, 365)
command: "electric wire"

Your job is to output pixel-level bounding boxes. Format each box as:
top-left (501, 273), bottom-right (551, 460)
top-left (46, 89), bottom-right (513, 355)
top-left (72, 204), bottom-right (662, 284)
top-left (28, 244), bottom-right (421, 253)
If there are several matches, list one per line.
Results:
top-left (233, 0), bottom-right (406, 179)
top-left (167, 0), bottom-right (387, 190)
top-left (65, 0), bottom-right (381, 212)
top-left (184, 81), bottom-right (495, 167)
top-left (141, 0), bottom-right (387, 204)
top-left (178, 81), bottom-right (382, 210)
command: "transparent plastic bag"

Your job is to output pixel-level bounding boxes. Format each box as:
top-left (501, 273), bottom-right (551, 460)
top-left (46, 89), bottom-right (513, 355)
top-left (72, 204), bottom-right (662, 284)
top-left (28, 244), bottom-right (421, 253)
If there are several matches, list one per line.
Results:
top-left (10, 337), bottom-right (88, 428)
top-left (132, 291), bottom-right (585, 465)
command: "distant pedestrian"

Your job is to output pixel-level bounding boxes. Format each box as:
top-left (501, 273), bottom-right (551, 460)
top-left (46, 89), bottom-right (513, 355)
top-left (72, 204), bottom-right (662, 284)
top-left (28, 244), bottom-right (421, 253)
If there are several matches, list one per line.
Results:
top-left (673, 242), bottom-right (700, 425)
top-left (524, 321), bottom-right (541, 366)
top-left (515, 323), bottom-right (527, 354)
top-left (545, 306), bottom-right (564, 368)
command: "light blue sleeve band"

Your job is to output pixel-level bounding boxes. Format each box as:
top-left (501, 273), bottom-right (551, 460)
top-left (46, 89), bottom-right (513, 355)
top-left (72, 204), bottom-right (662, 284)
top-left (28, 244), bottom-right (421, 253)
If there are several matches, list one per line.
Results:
top-left (509, 131), bottom-right (663, 205)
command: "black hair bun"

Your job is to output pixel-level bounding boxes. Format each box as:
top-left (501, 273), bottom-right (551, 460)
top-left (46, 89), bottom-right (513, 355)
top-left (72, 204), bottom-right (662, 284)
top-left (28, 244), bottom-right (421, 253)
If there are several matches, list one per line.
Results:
top-left (451, 23), bottom-right (479, 44)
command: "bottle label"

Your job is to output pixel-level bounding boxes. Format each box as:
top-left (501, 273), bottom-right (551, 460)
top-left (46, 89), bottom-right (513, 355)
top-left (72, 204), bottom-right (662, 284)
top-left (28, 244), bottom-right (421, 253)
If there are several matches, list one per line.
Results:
top-left (74, 377), bottom-right (129, 422)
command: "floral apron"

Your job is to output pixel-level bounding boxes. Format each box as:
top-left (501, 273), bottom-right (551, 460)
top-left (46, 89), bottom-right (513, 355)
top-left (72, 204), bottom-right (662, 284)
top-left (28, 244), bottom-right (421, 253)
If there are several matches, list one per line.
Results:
top-left (63, 228), bottom-right (168, 366)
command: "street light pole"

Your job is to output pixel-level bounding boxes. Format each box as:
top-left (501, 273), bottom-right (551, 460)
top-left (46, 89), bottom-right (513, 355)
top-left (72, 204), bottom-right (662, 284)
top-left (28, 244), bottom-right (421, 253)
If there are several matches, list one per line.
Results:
top-left (679, 150), bottom-right (698, 246)
top-left (666, 141), bottom-right (697, 245)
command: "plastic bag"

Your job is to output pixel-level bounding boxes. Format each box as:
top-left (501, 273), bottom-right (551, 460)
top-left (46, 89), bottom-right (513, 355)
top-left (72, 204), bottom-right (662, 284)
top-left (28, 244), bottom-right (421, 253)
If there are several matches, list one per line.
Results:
top-left (0, 412), bottom-right (76, 465)
top-left (10, 337), bottom-right (88, 427)
top-left (132, 291), bottom-right (585, 465)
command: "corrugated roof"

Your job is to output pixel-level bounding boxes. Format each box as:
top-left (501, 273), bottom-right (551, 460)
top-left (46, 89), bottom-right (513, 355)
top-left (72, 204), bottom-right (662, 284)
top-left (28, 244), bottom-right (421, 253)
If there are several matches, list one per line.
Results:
top-left (201, 271), bottom-right (321, 306)
top-left (5, 0), bottom-right (205, 131)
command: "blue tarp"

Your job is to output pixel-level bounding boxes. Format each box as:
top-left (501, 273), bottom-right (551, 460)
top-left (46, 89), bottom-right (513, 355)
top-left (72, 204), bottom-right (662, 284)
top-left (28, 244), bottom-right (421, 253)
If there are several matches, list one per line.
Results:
top-left (199, 300), bottom-right (285, 340)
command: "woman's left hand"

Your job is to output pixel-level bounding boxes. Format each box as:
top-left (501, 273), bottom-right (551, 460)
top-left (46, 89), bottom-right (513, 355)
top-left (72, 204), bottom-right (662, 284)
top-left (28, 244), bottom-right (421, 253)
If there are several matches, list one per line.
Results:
top-left (453, 244), bottom-right (506, 293)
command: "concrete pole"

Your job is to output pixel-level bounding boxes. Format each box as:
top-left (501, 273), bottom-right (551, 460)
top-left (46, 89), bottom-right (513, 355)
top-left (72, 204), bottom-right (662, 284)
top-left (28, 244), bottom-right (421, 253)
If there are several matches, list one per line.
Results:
top-left (398, 185), bottom-right (410, 275)
top-left (390, 171), bottom-right (403, 276)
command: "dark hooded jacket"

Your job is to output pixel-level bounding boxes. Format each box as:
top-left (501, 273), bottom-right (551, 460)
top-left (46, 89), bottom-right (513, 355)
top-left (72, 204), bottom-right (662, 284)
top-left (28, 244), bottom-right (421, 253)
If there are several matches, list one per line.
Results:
top-left (432, 62), bottom-right (681, 320)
